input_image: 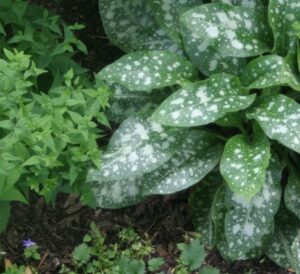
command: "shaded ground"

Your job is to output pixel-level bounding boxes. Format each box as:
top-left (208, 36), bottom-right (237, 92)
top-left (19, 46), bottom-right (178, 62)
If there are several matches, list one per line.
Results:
top-left (0, 0), bottom-right (295, 273)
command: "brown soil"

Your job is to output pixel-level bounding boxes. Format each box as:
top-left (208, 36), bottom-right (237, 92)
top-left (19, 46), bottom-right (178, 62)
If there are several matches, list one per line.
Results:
top-left (0, 1), bottom-right (295, 273)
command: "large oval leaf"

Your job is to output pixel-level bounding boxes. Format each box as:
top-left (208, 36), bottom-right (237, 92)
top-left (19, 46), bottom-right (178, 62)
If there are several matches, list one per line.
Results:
top-left (89, 117), bottom-right (187, 181)
top-left (224, 155), bottom-right (281, 258)
top-left (97, 51), bottom-right (198, 91)
top-left (220, 133), bottom-right (271, 198)
top-left (241, 55), bottom-right (300, 90)
top-left (98, 0), bottom-right (181, 53)
top-left (149, 0), bottom-right (202, 45)
top-left (247, 94), bottom-right (300, 153)
top-left (268, 0), bottom-right (300, 55)
top-left (180, 3), bottom-right (272, 58)
top-left (152, 74), bottom-right (255, 127)
top-left (264, 207), bottom-right (300, 269)
top-left (142, 131), bottom-right (222, 195)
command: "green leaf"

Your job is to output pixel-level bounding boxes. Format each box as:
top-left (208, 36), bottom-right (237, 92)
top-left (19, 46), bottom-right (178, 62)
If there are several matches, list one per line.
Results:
top-left (149, 0), bottom-right (202, 45)
top-left (199, 266), bottom-right (220, 274)
top-left (97, 50), bottom-right (197, 91)
top-left (268, 0), bottom-right (300, 55)
top-left (241, 55), bottom-right (300, 90)
top-left (220, 133), bottom-right (271, 198)
top-left (99, 0), bottom-right (181, 53)
top-left (147, 257), bottom-right (164, 272)
top-left (224, 155), bottom-right (281, 258)
top-left (180, 3), bottom-right (272, 58)
top-left (72, 243), bottom-right (91, 265)
top-left (180, 23), bottom-right (246, 76)
top-left (178, 238), bottom-right (205, 270)
top-left (264, 207), bottom-right (300, 269)
top-left (0, 202), bottom-right (10, 233)
top-left (213, 0), bottom-right (266, 12)
top-left (152, 74), bottom-right (255, 127)
top-left (88, 131), bottom-right (220, 209)
top-left (0, 187), bottom-right (27, 203)
top-left (189, 176), bottom-right (226, 246)
top-left (87, 117), bottom-right (187, 181)
top-left (118, 256), bottom-right (145, 274)
top-left (291, 232), bottom-right (300, 273)
top-left (284, 173), bottom-right (300, 220)
top-left (247, 94), bottom-right (300, 154)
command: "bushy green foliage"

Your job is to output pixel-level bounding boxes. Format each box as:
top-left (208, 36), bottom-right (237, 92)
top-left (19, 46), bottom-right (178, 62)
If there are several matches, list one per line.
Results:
top-left (90, 0), bottom-right (300, 270)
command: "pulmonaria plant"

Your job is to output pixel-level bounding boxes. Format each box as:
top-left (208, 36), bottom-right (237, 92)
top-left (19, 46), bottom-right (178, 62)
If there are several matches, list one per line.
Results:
top-left (90, 0), bottom-right (300, 271)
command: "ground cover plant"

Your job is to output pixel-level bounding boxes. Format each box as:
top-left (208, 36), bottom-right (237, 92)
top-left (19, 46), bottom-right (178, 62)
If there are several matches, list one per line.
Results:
top-left (0, 0), bottom-right (110, 234)
top-left (87, 0), bottom-right (300, 271)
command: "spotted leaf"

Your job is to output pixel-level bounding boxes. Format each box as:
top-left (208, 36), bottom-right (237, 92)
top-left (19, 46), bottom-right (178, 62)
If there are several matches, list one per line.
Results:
top-left (189, 176), bottom-right (226, 246)
top-left (241, 55), bottom-right (300, 90)
top-left (89, 117), bottom-right (187, 181)
top-left (99, 0), bottom-right (181, 53)
top-left (220, 133), bottom-right (271, 198)
top-left (106, 84), bottom-right (170, 123)
top-left (142, 131), bottom-right (222, 195)
top-left (268, 0), bottom-right (300, 55)
top-left (224, 156), bottom-right (281, 258)
top-left (284, 173), bottom-right (300, 221)
top-left (247, 94), bottom-right (300, 153)
top-left (149, 0), bottom-right (202, 45)
top-left (97, 51), bottom-right (198, 92)
top-left (264, 208), bottom-right (300, 269)
top-left (212, 0), bottom-right (266, 12)
top-left (180, 24), bottom-right (246, 76)
top-left (291, 232), bottom-right (300, 273)
top-left (180, 3), bottom-right (272, 58)
top-left (152, 74), bottom-right (255, 127)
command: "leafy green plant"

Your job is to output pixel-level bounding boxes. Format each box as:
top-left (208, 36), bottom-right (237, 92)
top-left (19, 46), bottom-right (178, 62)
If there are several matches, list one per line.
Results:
top-left (87, 0), bottom-right (300, 271)
top-left (0, 48), bottom-right (110, 232)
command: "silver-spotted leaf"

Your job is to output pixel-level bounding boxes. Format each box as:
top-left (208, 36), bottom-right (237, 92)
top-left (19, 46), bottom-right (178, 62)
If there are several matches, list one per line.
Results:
top-left (268, 0), bottom-right (300, 55)
top-left (180, 3), bottom-right (272, 58)
top-left (99, 0), bottom-right (181, 53)
top-left (224, 156), bottom-right (281, 258)
top-left (241, 55), bottom-right (300, 90)
top-left (107, 84), bottom-right (170, 123)
top-left (149, 0), bottom-right (202, 45)
top-left (220, 133), bottom-right (271, 198)
top-left (180, 23), bottom-right (246, 76)
top-left (247, 94), bottom-right (300, 153)
top-left (292, 232), bottom-right (300, 273)
top-left (88, 117), bottom-right (187, 181)
top-left (264, 208), bottom-right (300, 269)
top-left (189, 176), bottom-right (226, 246)
top-left (212, 0), bottom-right (266, 12)
top-left (152, 74), bottom-right (255, 127)
top-left (284, 173), bottom-right (300, 220)
top-left (143, 131), bottom-right (222, 195)
top-left (97, 51), bottom-right (198, 91)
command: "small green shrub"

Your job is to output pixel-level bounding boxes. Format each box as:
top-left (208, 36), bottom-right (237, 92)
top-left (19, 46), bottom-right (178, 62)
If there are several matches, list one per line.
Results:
top-left (89, 0), bottom-right (300, 271)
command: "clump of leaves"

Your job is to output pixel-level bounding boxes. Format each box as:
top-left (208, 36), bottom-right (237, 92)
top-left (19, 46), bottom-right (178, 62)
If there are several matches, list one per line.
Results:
top-left (88, 0), bottom-right (300, 271)
top-left (0, 49), bottom-right (110, 232)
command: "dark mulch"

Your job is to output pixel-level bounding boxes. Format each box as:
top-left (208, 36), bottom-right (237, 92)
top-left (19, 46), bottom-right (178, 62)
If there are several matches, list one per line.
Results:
top-left (0, 0), bottom-right (295, 273)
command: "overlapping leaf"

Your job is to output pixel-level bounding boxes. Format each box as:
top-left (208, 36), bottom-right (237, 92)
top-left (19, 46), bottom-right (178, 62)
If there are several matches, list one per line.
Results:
top-left (97, 51), bottom-right (197, 91)
top-left (292, 232), bottom-right (300, 273)
top-left (269, 0), bottom-right (300, 55)
top-left (224, 156), bottom-right (281, 258)
top-left (284, 173), bottom-right (300, 220)
top-left (149, 0), bottom-right (202, 45)
top-left (264, 208), bottom-right (300, 269)
top-left (241, 55), bottom-right (300, 90)
top-left (189, 177), bottom-right (226, 246)
top-left (88, 117), bottom-right (187, 182)
top-left (248, 94), bottom-right (300, 153)
top-left (220, 133), bottom-right (270, 198)
top-left (88, 131), bottom-right (221, 208)
top-left (152, 74), bottom-right (255, 127)
top-left (180, 3), bottom-right (272, 58)
top-left (98, 0), bottom-right (181, 53)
